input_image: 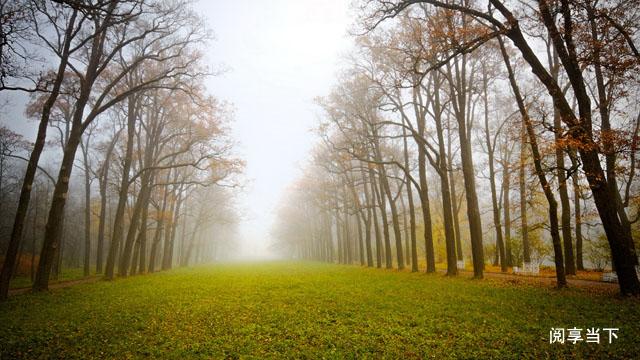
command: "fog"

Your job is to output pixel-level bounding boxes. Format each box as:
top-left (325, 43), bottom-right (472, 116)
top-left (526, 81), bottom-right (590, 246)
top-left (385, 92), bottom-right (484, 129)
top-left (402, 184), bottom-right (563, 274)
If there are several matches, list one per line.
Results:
top-left (197, 0), bottom-right (352, 259)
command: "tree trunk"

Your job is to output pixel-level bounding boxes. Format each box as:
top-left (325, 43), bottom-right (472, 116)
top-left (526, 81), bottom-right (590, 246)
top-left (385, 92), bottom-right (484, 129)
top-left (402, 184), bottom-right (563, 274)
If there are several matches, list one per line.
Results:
top-left (499, 36), bottom-right (566, 287)
top-left (373, 166), bottom-right (392, 268)
top-left (414, 84), bottom-right (436, 273)
top-left (118, 172), bottom-right (152, 276)
top-left (573, 171), bottom-right (584, 271)
top-left (519, 117), bottom-right (531, 264)
top-left (549, 46), bottom-right (576, 276)
top-left (368, 167), bottom-right (383, 268)
top-left (502, 150), bottom-right (512, 267)
top-left (446, 58), bottom-right (484, 278)
top-left (482, 65), bottom-right (506, 272)
top-left (33, 118), bottom-right (84, 291)
top-left (136, 190), bottom-right (151, 274)
top-left (96, 132), bottom-right (118, 274)
top-left (81, 140), bottom-right (92, 277)
top-left (105, 95), bottom-right (138, 280)
top-left (447, 121), bottom-right (464, 262)
top-left (0, 10), bottom-right (77, 300)
top-left (425, 76), bottom-right (457, 275)
top-left (401, 116), bottom-right (418, 272)
top-left (360, 167), bottom-right (374, 267)
top-left (162, 186), bottom-right (183, 270)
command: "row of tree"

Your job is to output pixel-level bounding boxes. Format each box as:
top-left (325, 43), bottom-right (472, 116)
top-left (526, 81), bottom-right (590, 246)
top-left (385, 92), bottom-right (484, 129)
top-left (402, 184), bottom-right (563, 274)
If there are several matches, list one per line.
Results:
top-left (272, 0), bottom-right (640, 296)
top-left (0, 0), bottom-right (242, 301)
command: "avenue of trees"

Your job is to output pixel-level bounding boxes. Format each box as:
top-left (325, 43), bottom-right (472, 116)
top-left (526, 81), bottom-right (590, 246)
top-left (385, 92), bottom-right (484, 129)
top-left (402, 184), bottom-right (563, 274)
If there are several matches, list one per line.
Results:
top-left (0, 0), bottom-right (242, 301)
top-left (272, 0), bottom-right (640, 296)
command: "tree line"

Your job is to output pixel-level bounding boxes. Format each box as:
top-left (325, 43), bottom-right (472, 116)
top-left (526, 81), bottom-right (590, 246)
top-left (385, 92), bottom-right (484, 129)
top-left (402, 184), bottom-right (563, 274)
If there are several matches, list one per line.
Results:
top-left (0, 0), bottom-right (243, 301)
top-left (272, 0), bottom-right (640, 296)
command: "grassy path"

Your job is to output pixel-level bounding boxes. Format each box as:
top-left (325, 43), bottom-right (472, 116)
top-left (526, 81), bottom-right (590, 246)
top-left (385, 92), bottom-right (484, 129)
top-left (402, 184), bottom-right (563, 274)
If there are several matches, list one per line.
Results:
top-left (1, 261), bottom-right (638, 359)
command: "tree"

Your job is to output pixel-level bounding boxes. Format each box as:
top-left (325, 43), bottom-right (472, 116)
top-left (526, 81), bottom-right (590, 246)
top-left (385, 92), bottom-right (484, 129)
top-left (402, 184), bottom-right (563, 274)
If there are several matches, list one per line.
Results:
top-left (358, 0), bottom-right (640, 296)
top-left (0, 1), bottom-right (81, 300)
top-left (35, 0), bottom-right (208, 291)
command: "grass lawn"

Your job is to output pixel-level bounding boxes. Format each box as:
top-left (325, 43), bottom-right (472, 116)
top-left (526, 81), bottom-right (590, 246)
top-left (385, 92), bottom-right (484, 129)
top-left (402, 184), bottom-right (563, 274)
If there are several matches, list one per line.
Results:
top-left (1, 261), bottom-right (638, 359)
top-left (9, 267), bottom-right (90, 289)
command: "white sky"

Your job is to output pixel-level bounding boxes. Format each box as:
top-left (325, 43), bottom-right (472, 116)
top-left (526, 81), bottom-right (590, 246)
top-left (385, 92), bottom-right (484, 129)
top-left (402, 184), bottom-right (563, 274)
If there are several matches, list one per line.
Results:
top-left (197, 0), bottom-right (353, 258)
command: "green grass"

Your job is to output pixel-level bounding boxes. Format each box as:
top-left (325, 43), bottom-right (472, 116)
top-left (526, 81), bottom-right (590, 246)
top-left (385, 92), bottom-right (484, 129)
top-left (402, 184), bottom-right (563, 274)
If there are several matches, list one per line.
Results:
top-left (10, 267), bottom-right (89, 289)
top-left (1, 262), bottom-right (638, 359)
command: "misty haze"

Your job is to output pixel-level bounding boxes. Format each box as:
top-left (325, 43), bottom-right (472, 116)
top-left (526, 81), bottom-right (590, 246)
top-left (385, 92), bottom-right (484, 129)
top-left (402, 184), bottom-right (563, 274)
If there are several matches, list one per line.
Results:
top-left (0, 0), bottom-right (639, 358)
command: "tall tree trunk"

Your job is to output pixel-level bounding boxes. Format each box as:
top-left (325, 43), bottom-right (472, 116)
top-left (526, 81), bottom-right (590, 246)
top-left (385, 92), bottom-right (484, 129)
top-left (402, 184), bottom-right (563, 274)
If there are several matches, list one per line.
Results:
top-left (414, 84), bottom-right (436, 273)
top-left (118, 173), bottom-right (152, 276)
top-left (81, 140), bottom-right (92, 277)
top-left (105, 95), bottom-right (138, 280)
top-left (343, 187), bottom-right (353, 264)
top-left (425, 76), bottom-right (457, 275)
top-left (129, 236), bottom-right (141, 276)
top-left (148, 180), bottom-right (169, 273)
top-left (96, 131), bottom-right (119, 274)
top-left (337, 215), bottom-right (344, 263)
top-left (549, 45), bottom-right (576, 276)
top-left (573, 171), bottom-right (584, 271)
top-left (162, 186), bottom-right (183, 270)
top-left (380, 172), bottom-right (404, 270)
top-left (136, 189), bottom-right (151, 274)
top-left (554, 108), bottom-right (575, 275)
top-left (519, 117), bottom-right (531, 264)
top-left (361, 168), bottom-right (374, 267)
top-left (347, 170), bottom-right (366, 266)
top-left (373, 166), bottom-right (392, 268)
top-left (502, 149), bottom-right (513, 267)
top-left (355, 211), bottom-right (365, 266)
top-left (499, 36), bottom-right (566, 287)
top-left (482, 64), bottom-right (506, 272)
top-left (399, 191), bottom-right (410, 267)
top-left (447, 119), bottom-right (464, 262)
top-left (401, 117), bottom-right (418, 272)
top-left (370, 124), bottom-right (404, 270)
top-left (446, 58), bottom-right (484, 278)
top-left (369, 167), bottom-right (383, 268)
top-left (0, 10), bottom-right (77, 300)
top-left (30, 185), bottom-right (39, 282)
top-left (161, 187), bottom-right (178, 270)
top-left (148, 222), bottom-right (163, 273)
top-left (33, 118), bottom-right (84, 291)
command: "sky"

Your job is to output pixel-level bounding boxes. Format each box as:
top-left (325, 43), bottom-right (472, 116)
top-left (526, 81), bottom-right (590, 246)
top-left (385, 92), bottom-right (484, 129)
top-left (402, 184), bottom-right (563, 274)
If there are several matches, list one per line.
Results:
top-left (196, 0), bottom-right (353, 258)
